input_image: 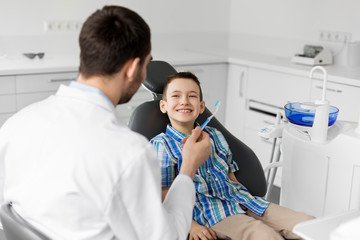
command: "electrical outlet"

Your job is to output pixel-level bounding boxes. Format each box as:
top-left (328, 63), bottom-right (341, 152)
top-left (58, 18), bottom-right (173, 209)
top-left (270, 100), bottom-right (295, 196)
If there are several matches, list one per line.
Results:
top-left (319, 30), bottom-right (352, 43)
top-left (43, 20), bottom-right (83, 32)
top-left (43, 21), bottom-right (57, 32)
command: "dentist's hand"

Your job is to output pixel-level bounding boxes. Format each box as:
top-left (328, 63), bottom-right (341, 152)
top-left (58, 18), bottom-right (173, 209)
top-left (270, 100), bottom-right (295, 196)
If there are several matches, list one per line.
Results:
top-left (180, 127), bottom-right (211, 180)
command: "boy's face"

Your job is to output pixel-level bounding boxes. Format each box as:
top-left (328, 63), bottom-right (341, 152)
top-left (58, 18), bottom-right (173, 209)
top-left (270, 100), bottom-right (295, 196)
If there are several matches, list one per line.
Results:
top-left (160, 78), bottom-right (205, 133)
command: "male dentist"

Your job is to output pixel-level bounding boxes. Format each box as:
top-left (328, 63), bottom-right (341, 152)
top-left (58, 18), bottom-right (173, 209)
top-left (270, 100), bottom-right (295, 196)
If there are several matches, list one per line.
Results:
top-left (0, 5), bottom-right (211, 240)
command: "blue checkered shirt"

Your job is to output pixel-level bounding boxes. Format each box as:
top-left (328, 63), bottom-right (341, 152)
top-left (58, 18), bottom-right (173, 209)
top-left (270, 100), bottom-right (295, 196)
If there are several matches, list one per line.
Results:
top-left (150, 124), bottom-right (269, 227)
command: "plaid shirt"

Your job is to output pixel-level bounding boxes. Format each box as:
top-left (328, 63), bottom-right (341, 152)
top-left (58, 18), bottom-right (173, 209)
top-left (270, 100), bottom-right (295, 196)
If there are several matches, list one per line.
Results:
top-left (150, 124), bottom-right (269, 227)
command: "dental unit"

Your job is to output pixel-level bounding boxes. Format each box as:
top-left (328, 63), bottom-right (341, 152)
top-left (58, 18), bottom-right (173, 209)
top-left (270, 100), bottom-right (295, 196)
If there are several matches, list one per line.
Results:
top-left (259, 65), bottom-right (360, 238)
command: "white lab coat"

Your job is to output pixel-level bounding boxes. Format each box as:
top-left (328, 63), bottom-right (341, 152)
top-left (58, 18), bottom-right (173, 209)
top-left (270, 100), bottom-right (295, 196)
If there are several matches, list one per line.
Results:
top-left (0, 85), bottom-right (195, 239)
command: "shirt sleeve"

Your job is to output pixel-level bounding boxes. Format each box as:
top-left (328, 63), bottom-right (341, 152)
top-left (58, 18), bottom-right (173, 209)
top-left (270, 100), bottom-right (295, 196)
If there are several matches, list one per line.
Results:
top-left (150, 138), bottom-right (178, 187)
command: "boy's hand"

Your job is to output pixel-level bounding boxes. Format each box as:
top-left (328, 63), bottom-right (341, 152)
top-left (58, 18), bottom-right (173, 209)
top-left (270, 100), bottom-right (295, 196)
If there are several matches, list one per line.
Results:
top-left (180, 127), bottom-right (211, 179)
top-left (189, 220), bottom-right (217, 240)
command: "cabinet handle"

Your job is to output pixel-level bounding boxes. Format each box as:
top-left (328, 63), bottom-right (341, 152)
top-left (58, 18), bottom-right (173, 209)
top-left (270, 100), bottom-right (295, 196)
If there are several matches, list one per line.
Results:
top-left (315, 85), bottom-right (343, 93)
top-left (49, 78), bottom-right (77, 83)
top-left (239, 71), bottom-right (245, 98)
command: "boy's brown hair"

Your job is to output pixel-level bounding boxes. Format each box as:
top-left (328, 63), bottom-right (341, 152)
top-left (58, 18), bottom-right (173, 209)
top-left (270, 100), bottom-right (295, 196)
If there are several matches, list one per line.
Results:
top-left (162, 72), bottom-right (203, 101)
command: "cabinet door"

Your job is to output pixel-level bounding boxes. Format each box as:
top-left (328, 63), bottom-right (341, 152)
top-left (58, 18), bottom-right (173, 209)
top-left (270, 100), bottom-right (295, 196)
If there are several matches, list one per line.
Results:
top-left (15, 72), bottom-right (78, 111)
top-left (174, 63), bottom-right (228, 124)
top-left (0, 76), bottom-right (16, 114)
top-left (224, 64), bottom-right (247, 139)
top-left (311, 80), bottom-right (360, 122)
top-left (16, 72), bottom-right (78, 93)
top-left (248, 68), bottom-right (311, 107)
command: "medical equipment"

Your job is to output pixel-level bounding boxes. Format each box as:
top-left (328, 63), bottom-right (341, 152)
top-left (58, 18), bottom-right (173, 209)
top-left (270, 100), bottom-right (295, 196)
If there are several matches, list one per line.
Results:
top-left (284, 102), bottom-right (338, 128)
top-left (291, 45), bottom-right (333, 66)
top-left (279, 66), bottom-right (360, 217)
top-left (201, 100), bottom-right (221, 130)
top-left (258, 112), bottom-right (285, 200)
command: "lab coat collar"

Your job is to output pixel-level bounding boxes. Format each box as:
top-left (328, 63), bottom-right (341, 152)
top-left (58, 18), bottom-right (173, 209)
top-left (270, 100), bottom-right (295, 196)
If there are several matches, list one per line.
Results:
top-left (56, 84), bottom-right (116, 112)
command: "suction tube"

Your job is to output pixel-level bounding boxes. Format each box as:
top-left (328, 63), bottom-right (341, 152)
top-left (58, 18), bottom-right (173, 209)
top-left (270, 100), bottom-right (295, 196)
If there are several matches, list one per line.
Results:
top-left (309, 66), bottom-right (330, 143)
top-left (309, 66), bottom-right (328, 102)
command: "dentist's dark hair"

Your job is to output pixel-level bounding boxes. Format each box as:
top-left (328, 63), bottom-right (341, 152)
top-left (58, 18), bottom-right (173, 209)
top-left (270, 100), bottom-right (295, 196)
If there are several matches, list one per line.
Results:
top-left (163, 72), bottom-right (203, 101)
top-left (79, 5), bottom-right (151, 78)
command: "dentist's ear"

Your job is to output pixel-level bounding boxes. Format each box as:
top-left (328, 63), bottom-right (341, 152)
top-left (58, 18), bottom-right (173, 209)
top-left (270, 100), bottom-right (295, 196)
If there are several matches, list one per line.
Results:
top-left (160, 100), bottom-right (167, 113)
top-left (125, 57), bottom-right (140, 80)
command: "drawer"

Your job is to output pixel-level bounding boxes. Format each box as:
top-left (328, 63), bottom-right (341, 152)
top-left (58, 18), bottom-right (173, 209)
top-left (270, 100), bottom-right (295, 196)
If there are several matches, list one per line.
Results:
top-left (16, 72), bottom-right (77, 93)
top-left (248, 68), bottom-right (311, 107)
top-left (16, 92), bottom-right (53, 111)
top-left (245, 101), bottom-right (281, 130)
top-left (0, 95), bottom-right (16, 113)
top-left (0, 76), bottom-right (16, 94)
top-left (311, 80), bottom-right (360, 122)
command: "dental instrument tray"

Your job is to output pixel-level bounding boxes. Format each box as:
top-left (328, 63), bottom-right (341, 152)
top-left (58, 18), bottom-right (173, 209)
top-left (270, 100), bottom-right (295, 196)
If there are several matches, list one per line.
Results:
top-left (291, 45), bottom-right (333, 66)
top-left (284, 102), bottom-right (339, 127)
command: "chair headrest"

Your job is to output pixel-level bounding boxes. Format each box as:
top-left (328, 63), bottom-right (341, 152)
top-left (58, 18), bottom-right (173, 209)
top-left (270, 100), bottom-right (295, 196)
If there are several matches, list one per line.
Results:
top-left (142, 61), bottom-right (177, 95)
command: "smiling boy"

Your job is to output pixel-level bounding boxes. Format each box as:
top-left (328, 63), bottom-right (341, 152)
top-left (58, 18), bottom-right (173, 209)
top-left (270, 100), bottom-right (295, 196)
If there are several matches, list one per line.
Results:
top-left (150, 72), bottom-right (313, 240)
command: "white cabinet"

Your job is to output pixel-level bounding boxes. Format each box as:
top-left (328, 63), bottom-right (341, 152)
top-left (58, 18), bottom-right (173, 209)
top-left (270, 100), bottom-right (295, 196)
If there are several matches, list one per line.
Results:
top-left (0, 72), bottom-right (78, 127)
top-left (310, 80), bottom-right (360, 123)
top-left (0, 63), bottom-right (228, 127)
top-left (0, 76), bottom-right (16, 127)
top-left (247, 67), bottom-right (312, 107)
top-left (174, 63), bottom-right (228, 124)
top-left (0, 71), bottom-right (152, 126)
top-left (225, 66), bottom-right (312, 186)
top-left (224, 64), bottom-right (247, 140)
top-left (245, 68), bottom-right (312, 165)
top-left (15, 72), bottom-right (78, 111)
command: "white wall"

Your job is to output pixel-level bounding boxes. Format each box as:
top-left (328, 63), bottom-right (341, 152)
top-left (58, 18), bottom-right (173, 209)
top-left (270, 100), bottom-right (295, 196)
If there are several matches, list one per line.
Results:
top-left (0, 0), bottom-right (230, 56)
top-left (229, 0), bottom-right (360, 64)
top-left (2, 0), bottom-right (358, 66)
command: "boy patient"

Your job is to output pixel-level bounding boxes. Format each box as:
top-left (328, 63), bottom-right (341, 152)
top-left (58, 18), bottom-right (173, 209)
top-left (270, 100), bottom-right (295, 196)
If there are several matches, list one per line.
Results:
top-left (150, 72), bottom-right (313, 240)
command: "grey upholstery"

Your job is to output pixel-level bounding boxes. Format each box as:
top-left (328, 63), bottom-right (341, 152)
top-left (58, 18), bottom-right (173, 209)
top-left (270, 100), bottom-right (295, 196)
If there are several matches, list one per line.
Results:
top-left (0, 203), bottom-right (50, 240)
top-left (129, 60), bottom-right (267, 197)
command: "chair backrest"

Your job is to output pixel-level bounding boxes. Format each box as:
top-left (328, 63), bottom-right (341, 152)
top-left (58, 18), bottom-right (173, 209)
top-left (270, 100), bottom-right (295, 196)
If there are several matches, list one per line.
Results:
top-left (129, 60), bottom-right (267, 197)
top-left (0, 203), bottom-right (50, 240)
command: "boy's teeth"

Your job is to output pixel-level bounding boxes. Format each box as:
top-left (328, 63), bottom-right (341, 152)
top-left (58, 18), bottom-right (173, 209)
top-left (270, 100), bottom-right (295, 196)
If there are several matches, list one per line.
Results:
top-left (178, 109), bottom-right (191, 112)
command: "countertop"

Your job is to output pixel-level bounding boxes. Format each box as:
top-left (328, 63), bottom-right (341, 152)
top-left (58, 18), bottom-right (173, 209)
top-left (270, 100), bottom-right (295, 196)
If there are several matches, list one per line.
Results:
top-left (0, 49), bottom-right (227, 76)
top-left (1, 48), bottom-right (360, 86)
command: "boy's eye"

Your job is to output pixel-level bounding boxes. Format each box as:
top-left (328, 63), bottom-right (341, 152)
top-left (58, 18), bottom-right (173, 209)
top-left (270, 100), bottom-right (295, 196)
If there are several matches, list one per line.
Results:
top-left (189, 95), bottom-right (198, 98)
top-left (171, 95), bottom-right (179, 98)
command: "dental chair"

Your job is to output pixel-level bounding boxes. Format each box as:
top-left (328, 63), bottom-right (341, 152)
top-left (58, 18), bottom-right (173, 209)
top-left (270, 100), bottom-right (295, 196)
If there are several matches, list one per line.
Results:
top-left (0, 203), bottom-right (50, 240)
top-left (128, 60), bottom-right (267, 197)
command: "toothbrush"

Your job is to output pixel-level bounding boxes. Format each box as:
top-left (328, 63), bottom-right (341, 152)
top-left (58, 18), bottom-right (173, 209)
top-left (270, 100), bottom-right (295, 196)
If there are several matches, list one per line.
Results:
top-left (201, 100), bottom-right (221, 130)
